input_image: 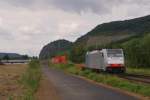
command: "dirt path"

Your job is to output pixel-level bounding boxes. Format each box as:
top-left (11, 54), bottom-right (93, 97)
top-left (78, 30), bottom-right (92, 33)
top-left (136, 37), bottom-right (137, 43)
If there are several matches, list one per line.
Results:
top-left (41, 64), bottom-right (140, 100)
top-left (35, 75), bottom-right (60, 100)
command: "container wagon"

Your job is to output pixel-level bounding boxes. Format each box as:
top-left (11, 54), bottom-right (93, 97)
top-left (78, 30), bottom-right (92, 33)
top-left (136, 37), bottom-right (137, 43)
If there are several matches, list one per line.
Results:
top-left (51, 56), bottom-right (67, 64)
top-left (85, 49), bottom-right (125, 73)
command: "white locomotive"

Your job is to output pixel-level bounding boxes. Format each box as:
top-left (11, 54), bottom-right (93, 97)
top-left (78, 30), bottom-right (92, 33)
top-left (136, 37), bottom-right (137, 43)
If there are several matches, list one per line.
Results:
top-left (85, 49), bottom-right (125, 73)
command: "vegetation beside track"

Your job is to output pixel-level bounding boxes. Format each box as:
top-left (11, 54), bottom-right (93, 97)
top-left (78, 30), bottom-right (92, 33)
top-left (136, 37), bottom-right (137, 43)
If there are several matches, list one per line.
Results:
top-left (20, 60), bottom-right (41, 100)
top-left (127, 67), bottom-right (150, 76)
top-left (49, 62), bottom-right (150, 98)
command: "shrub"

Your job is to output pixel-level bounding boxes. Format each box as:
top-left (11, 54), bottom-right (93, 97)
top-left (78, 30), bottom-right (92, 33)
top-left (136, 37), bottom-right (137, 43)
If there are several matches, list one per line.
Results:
top-left (21, 60), bottom-right (41, 100)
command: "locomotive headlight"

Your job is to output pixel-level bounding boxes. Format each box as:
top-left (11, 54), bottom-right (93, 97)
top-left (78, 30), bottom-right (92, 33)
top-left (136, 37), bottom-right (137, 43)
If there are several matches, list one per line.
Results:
top-left (108, 64), bottom-right (124, 67)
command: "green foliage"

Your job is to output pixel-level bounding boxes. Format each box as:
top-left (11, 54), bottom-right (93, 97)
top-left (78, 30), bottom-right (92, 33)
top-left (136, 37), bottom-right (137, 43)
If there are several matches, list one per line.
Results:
top-left (21, 55), bottom-right (29, 60)
top-left (69, 45), bottom-right (86, 63)
top-left (127, 67), bottom-right (150, 75)
top-left (122, 34), bottom-right (150, 68)
top-left (3, 54), bottom-right (10, 60)
top-left (21, 60), bottom-right (41, 100)
top-left (87, 45), bottom-right (106, 51)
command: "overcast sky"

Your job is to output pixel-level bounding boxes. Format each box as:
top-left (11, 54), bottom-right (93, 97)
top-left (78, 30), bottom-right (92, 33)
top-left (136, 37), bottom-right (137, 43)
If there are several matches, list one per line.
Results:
top-left (0, 0), bottom-right (150, 56)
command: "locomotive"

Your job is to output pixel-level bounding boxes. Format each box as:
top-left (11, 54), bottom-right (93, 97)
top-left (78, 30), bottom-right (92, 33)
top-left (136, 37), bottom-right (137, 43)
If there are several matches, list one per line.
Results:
top-left (85, 49), bottom-right (125, 73)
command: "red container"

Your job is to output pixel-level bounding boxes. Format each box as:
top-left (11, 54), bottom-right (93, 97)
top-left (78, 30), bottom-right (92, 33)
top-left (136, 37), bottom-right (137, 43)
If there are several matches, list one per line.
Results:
top-left (51, 56), bottom-right (67, 64)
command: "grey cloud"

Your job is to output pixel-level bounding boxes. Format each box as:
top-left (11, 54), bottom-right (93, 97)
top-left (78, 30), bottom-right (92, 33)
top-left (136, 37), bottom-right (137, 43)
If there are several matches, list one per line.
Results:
top-left (47, 0), bottom-right (110, 14)
top-left (0, 28), bottom-right (13, 40)
top-left (1, 0), bottom-right (150, 14)
top-left (0, 0), bottom-right (34, 7)
top-left (45, 0), bottom-right (150, 16)
top-left (1, 0), bottom-right (108, 14)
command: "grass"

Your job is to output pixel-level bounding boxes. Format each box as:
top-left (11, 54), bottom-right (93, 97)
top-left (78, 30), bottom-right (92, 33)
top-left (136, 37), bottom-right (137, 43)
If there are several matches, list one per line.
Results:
top-left (127, 67), bottom-right (150, 76)
top-left (20, 60), bottom-right (41, 100)
top-left (49, 62), bottom-right (150, 98)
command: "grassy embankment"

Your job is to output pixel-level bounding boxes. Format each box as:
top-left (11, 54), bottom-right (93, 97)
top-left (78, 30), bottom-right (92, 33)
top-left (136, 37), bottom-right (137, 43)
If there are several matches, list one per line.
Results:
top-left (49, 62), bottom-right (150, 98)
top-left (20, 60), bottom-right (41, 100)
top-left (127, 67), bottom-right (150, 76)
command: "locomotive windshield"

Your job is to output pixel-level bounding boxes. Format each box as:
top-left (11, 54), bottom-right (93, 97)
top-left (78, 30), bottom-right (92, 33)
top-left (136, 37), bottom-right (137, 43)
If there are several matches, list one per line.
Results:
top-left (107, 49), bottom-right (123, 57)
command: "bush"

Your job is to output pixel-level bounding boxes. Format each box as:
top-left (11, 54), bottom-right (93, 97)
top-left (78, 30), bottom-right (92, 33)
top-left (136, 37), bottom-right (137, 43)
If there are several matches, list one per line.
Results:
top-left (21, 60), bottom-right (41, 100)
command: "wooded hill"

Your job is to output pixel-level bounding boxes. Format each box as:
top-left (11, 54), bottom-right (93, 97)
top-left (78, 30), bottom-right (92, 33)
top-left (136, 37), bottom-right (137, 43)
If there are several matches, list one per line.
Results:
top-left (75, 15), bottom-right (150, 48)
top-left (0, 53), bottom-right (29, 60)
top-left (39, 39), bottom-right (73, 59)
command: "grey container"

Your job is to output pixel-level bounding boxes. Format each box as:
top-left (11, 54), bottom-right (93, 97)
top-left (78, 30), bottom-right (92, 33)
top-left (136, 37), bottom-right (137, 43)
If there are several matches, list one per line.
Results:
top-left (85, 50), bottom-right (105, 70)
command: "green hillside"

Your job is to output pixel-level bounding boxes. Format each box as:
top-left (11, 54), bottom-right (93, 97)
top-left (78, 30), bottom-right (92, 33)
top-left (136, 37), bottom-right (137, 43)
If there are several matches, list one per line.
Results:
top-left (75, 15), bottom-right (150, 48)
top-left (0, 53), bottom-right (29, 60)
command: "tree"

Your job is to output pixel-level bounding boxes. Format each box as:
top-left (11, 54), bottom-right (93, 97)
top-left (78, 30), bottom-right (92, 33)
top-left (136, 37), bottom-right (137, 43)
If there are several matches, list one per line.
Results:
top-left (3, 54), bottom-right (10, 60)
top-left (21, 55), bottom-right (29, 60)
top-left (70, 45), bottom-right (86, 63)
top-left (122, 34), bottom-right (150, 68)
top-left (32, 56), bottom-right (38, 60)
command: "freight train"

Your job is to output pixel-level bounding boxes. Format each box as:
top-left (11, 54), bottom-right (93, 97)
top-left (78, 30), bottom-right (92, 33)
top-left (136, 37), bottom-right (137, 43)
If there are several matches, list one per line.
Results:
top-left (85, 49), bottom-right (125, 73)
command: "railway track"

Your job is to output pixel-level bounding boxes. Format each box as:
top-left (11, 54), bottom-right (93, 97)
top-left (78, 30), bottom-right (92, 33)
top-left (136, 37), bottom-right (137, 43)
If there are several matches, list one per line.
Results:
top-left (117, 73), bottom-right (150, 84)
top-left (79, 66), bottom-right (150, 84)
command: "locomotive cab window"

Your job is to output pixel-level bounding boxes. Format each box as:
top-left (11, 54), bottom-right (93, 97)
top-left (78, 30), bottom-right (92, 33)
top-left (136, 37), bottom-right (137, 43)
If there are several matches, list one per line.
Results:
top-left (106, 49), bottom-right (123, 57)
